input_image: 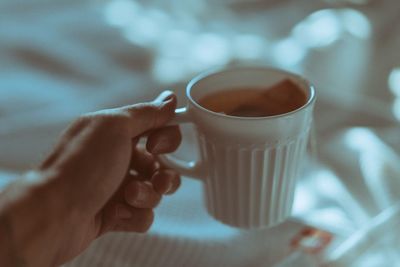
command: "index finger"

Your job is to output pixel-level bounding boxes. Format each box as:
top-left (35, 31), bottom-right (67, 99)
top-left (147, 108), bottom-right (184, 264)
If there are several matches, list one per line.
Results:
top-left (123, 91), bottom-right (177, 138)
top-left (146, 125), bottom-right (182, 154)
top-left (98, 90), bottom-right (176, 138)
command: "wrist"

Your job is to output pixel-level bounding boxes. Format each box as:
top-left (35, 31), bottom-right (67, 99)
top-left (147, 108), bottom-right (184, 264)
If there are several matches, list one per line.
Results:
top-left (3, 170), bottom-right (80, 267)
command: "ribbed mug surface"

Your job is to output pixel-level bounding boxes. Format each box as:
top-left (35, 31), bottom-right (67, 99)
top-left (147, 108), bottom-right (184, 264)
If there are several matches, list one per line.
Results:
top-left (199, 132), bottom-right (309, 228)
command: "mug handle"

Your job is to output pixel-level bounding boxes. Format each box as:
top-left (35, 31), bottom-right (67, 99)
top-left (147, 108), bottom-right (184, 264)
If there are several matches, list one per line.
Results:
top-left (158, 107), bottom-right (204, 180)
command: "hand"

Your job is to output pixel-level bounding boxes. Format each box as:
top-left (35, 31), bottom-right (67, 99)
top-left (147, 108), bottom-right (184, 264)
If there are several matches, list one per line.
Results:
top-left (37, 91), bottom-right (181, 265)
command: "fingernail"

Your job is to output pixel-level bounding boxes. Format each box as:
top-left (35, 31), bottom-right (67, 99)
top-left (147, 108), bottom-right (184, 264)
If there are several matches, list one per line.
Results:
top-left (117, 205), bottom-right (132, 219)
top-left (155, 90), bottom-right (174, 104)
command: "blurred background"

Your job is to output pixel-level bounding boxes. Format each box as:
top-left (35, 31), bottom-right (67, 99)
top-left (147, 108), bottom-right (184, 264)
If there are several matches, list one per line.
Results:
top-left (1, 0), bottom-right (400, 169)
top-left (1, 0), bottom-right (400, 266)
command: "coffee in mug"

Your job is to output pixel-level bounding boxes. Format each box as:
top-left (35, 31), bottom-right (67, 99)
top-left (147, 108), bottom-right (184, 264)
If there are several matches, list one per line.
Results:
top-left (197, 79), bottom-right (307, 117)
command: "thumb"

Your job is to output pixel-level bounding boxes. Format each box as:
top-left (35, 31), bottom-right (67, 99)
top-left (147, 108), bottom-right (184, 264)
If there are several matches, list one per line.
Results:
top-left (123, 90), bottom-right (177, 138)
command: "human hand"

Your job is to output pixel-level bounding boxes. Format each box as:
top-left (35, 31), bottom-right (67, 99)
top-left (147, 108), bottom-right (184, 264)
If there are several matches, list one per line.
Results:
top-left (37, 90), bottom-right (181, 264)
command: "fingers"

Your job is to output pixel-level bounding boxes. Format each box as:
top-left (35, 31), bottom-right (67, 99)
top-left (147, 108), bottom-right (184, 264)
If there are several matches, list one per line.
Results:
top-left (99, 179), bottom-right (160, 235)
top-left (104, 204), bottom-right (154, 233)
top-left (128, 148), bottom-right (181, 194)
top-left (146, 126), bottom-right (182, 154)
top-left (79, 90), bottom-right (177, 140)
top-left (100, 168), bottom-right (181, 235)
top-left (151, 169), bottom-right (181, 195)
top-left (130, 123), bottom-right (182, 177)
top-left (130, 148), bottom-right (159, 179)
top-left (123, 90), bottom-right (177, 138)
top-left (124, 180), bottom-right (161, 208)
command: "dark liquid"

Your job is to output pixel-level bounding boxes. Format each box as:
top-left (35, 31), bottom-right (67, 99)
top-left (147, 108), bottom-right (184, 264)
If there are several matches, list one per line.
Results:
top-left (197, 79), bottom-right (307, 117)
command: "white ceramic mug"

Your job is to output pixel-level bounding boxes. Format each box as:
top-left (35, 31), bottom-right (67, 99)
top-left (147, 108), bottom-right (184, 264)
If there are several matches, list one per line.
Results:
top-left (161, 66), bottom-right (316, 229)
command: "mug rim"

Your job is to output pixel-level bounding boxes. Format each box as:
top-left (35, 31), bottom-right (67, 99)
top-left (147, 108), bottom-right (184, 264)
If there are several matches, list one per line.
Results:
top-left (186, 65), bottom-right (316, 121)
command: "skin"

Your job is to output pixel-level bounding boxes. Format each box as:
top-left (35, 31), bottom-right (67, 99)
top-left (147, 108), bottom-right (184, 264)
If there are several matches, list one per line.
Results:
top-left (0, 91), bottom-right (182, 267)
